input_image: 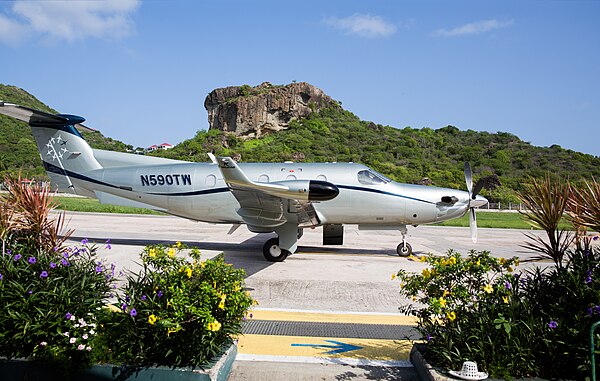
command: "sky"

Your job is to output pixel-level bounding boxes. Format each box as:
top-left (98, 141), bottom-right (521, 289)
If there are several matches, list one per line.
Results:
top-left (1, 0), bottom-right (599, 157)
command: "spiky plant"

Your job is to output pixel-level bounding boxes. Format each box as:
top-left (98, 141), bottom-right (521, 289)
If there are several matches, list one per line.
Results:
top-left (3, 175), bottom-right (72, 253)
top-left (568, 179), bottom-right (600, 234)
top-left (517, 174), bottom-right (573, 269)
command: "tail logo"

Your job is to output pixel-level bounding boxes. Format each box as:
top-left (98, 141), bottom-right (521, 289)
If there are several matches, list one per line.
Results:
top-left (45, 135), bottom-right (69, 161)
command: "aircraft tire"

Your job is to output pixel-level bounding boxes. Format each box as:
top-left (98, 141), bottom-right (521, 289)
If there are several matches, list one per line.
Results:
top-left (263, 238), bottom-right (289, 262)
top-left (396, 243), bottom-right (413, 257)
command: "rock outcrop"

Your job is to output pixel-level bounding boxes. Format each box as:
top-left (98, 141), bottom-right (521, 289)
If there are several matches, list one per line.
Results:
top-left (204, 82), bottom-right (337, 138)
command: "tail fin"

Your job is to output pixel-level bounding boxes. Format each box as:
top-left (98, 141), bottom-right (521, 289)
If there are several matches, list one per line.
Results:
top-left (0, 102), bottom-right (102, 195)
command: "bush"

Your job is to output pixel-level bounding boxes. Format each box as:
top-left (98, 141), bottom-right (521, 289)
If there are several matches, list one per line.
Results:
top-left (0, 176), bottom-right (115, 372)
top-left (100, 244), bottom-right (254, 368)
top-left (396, 175), bottom-right (600, 379)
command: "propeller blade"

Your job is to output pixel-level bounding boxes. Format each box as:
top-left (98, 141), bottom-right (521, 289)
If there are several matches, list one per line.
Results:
top-left (464, 162), bottom-right (473, 195)
top-left (472, 178), bottom-right (486, 199)
top-left (469, 208), bottom-right (478, 243)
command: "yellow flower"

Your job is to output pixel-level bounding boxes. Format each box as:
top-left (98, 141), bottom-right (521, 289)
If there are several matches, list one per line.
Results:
top-left (167, 327), bottom-right (179, 336)
top-left (218, 294), bottom-right (227, 309)
top-left (483, 284), bottom-right (494, 294)
top-left (439, 297), bottom-right (447, 308)
top-left (148, 248), bottom-right (156, 258)
top-left (499, 257), bottom-right (507, 265)
top-left (507, 266), bottom-right (513, 273)
top-left (448, 257), bottom-right (457, 265)
top-left (167, 248), bottom-right (176, 258)
top-left (422, 268), bottom-right (431, 278)
top-left (502, 296), bottom-right (509, 304)
top-left (419, 256), bottom-right (427, 262)
top-left (200, 261), bottom-right (206, 268)
top-left (514, 259), bottom-right (520, 267)
top-left (476, 259), bottom-right (481, 266)
top-left (207, 320), bottom-right (221, 332)
top-left (167, 299), bottom-right (172, 308)
top-left (391, 273), bottom-right (396, 280)
top-left (443, 290), bottom-right (450, 297)
top-left (176, 241), bottom-right (182, 249)
top-left (446, 311), bottom-right (457, 322)
top-left (186, 267), bottom-right (193, 278)
top-left (148, 314), bottom-right (157, 325)
top-left (234, 284), bottom-right (241, 292)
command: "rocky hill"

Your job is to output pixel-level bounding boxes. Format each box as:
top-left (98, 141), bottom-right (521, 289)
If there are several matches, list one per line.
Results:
top-left (205, 82), bottom-right (337, 138)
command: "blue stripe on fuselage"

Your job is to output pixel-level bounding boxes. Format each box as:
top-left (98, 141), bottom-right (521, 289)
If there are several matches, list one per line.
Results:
top-left (336, 184), bottom-right (435, 205)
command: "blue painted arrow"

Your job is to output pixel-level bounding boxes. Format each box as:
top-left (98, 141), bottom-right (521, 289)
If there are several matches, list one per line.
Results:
top-left (291, 340), bottom-right (362, 354)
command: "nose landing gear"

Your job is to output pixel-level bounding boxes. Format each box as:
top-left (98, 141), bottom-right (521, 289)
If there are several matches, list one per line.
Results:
top-left (396, 225), bottom-right (413, 257)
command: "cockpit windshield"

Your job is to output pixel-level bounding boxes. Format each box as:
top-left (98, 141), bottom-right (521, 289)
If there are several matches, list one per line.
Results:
top-left (357, 169), bottom-right (391, 185)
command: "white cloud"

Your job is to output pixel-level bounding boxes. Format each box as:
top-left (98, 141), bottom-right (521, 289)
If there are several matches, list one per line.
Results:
top-left (433, 19), bottom-right (514, 37)
top-left (325, 14), bottom-right (396, 38)
top-left (1, 0), bottom-right (140, 45)
top-left (0, 13), bottom-right (29, 45)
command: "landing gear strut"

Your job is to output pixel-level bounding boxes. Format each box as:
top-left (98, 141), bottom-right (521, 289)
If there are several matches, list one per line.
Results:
top-left (263, 238), bottom-right (290, 262)
top-left (396, 226), bottom-right (413, 257)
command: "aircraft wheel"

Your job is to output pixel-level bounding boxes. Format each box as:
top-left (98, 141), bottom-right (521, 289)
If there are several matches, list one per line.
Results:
top-left (396, 243), bottom-right (413, 257)
top-left (263, 238), bottom-right (289, 262)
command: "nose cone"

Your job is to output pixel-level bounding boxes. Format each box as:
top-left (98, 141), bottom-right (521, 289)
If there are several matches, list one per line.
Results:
top-left (470, 194), bottom-right (488, 208)
top-left (308, 180), bottom-right (339, 201)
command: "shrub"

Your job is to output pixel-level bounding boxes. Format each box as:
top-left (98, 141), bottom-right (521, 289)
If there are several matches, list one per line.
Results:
top-left (397, 176), bottom-right (600, 379)
top-left (0, 176), bottom-right (115, 373)
top-left (100, 243), bottom-right (255, 368)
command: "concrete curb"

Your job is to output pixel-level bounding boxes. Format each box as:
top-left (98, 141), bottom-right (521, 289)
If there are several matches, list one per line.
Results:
top-left (410, 345), bottom-right (455, 381)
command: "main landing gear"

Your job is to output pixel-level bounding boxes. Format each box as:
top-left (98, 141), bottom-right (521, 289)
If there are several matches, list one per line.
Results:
top-left (263, 238), bottom-right (290, 262)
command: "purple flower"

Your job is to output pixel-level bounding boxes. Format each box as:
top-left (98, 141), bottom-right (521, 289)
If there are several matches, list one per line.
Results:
top-left (40, 271), bottom-right (48, 278)
top-left (61, 258), bottom-right (69, 266)
top-left (0, 273), bottom-right (3, 281)
top-left (426, 334), bottom-right (433, 342)
top-left (141, 295), bottom-right (147, 301)
top-left (595, 305), bottom-right (600, 314)
top-left (81, 238), bottom-right (88, 245)
top-left (105, 239), bottom-right (111, 250)
top-left (130, 308), bottom-right (137, 317)
top-left (6, 249), bottom-right (11, 255)
top-left (584, 249), bottom-right (591, 257)
top-left (157, 291), bottom-right (163, 298)
top-left (548, 321), bottom-right (558, 329)
top-left (588, 307), bottom-right (594, 317)
top-left (28, 256), bottom-right (37, 264)
top-left (49, 262), bottom-right (57, 269)
top-left (585, 270), bottom-right (593, 284)
top-left (121, 303), bottom-right (128, 312)
top-left (14, 254), bottom-right (22, 261)
top-left (594, 236), bottom-right (599, 241)
top-left (63, 252), bottom-right (69, 259)
top-left (504, 281), bottom-right (512, 290)
top-left (27, 290), bottom-right (32, 295)
top-left (125, 295), bottom-right (130, 303)
top-left (95, 265), bottom-right (103, 273)
top-left (53, 246), bottom-right (58, 252)
top-left (66, 312), bottom-right (73, 320)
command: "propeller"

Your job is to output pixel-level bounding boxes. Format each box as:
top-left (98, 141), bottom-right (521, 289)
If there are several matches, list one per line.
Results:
top-left (464, 162), bottom-right (485, 243)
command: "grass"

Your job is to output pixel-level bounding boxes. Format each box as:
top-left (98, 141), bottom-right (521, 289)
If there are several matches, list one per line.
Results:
top-left (52, 196), bottom-right (573, 230)
top-left (54, 197), bottom-right (163, 215)
top-left (434, 211), bottom-right (574, 230)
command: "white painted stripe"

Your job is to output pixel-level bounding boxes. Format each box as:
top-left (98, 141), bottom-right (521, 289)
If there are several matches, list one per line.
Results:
top-left (251, 307), bottom-right (408, 317)
top-left (235, 354), bottom-right (413, 368)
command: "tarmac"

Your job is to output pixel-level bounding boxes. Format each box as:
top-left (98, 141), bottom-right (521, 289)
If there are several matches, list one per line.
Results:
top-left (58, 211), bottom-right (547, 381)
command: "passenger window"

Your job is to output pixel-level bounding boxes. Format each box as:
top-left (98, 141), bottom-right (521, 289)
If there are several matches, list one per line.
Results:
top-left (357, 170), bottom-right (390, 185)
top-left (258, 175), bottom-right (269, 183)
top-left (205, 174), bottom-right (216, 187)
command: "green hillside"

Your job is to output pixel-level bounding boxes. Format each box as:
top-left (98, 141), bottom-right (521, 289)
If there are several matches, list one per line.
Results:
top-left (0, 84), bottom-right (130, 179)
top-left (2, 84), bottom-right (599, 204)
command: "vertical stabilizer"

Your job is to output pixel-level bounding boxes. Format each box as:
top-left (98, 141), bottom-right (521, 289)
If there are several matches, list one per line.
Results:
top-left (0, 102), bottom-right (102, 195)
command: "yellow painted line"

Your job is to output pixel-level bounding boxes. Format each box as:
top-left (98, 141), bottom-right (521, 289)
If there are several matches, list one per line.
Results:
top-left (237, 334), bottom-right (412, 361)
top-left (249, 309), bottom-right (417, 326)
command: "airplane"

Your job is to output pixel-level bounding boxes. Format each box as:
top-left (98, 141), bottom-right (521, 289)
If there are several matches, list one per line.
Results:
top-left (0, 102), bottom-right (488, 262)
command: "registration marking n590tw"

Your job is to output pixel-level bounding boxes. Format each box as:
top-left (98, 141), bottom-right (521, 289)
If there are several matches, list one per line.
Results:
top-left (140, 174), bottom-right (192, 186)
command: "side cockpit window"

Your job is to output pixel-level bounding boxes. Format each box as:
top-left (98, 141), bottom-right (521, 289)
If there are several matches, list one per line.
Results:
top-left (357, 169), bottom-right (391, 185)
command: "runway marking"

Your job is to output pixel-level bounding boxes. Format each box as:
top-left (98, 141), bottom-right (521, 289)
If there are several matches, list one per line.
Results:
top-left (237, 309), bottom-right (417, 367)
top-left (249, 309), bottom-right (417, 325)
top-left (236, 334), bottom-right (413, 363)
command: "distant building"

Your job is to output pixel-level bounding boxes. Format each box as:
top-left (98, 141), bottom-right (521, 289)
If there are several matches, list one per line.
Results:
top-left (146, 143), bottom-right (173, 153)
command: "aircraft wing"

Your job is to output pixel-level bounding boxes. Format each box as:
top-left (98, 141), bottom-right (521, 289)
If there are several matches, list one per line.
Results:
top-left (216, 157), bottom-right (338, 230)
